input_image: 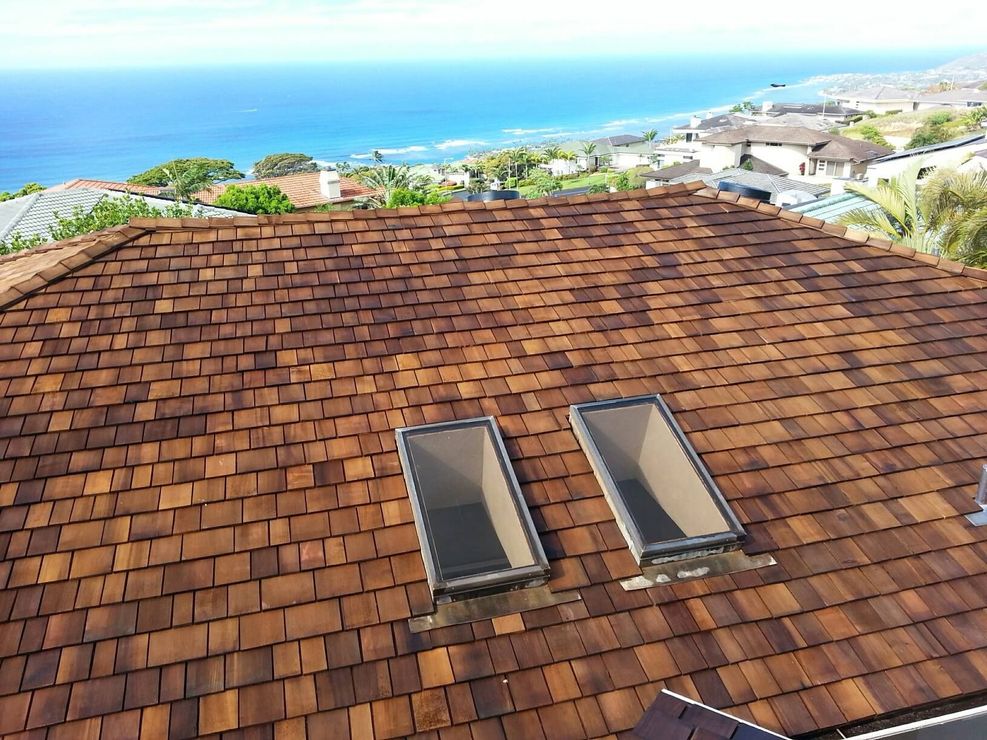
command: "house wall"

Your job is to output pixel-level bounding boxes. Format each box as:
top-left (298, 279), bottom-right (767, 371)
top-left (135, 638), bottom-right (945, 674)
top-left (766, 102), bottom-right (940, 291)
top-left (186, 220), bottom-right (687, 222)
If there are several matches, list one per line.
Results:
top-left (610, 150), bottom-right (653, 171)
top-left (747, 142), bottom-right (812, 175)
top-left (546, 159), bottom-right (579, 177)
top-left (864, 140), bottom-right (987, 185)
top-left (698, 144), bottom-right (742, 171)
top-left (837, 97), bottom-right (916, 114)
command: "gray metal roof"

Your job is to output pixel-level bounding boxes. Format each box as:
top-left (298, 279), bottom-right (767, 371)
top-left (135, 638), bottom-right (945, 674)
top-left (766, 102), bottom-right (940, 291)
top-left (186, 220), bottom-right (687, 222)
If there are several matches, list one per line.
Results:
top-left (789, 192), bottom-right (879, 222)
top-left (591, 134), bottom-right (645, 147)
top-left (872, 132), bottom-right (987, 163)
top-left (0, 189), bottom-right (245, 242)
top-left (670, 169), bottom-right (831, 201)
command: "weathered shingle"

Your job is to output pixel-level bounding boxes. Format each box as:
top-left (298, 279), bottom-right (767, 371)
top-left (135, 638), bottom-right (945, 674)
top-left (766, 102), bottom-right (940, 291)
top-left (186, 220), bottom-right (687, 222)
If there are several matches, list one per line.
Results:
top-left (0, 184), bottom-right (986, 738)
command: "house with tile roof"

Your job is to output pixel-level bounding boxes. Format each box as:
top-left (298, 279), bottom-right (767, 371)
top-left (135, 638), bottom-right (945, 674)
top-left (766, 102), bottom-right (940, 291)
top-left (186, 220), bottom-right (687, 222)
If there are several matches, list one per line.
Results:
top-left (0, 188), bottom-right (244, 244)
top-left (830, 86), bottom-right (920, 115)
top-left (644, 168), bottom-right (830, 206)
top-left (196, 170), bottom-right (378, 211)
top-left (915, 88), bottom-right (987, 110)
top-left (54, 170), bottom-right (377, 212)
top-left (700, 125), bottom-right (893, 180)
top-left (1, 185), bottom-right (987, 738)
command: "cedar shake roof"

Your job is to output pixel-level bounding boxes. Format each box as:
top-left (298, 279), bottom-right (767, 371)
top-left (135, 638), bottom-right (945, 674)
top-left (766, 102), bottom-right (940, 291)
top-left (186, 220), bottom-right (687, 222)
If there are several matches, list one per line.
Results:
top-left (2, 184), bottom-right (987, 738)
top-left (196, 172), bottom-right (377, 210)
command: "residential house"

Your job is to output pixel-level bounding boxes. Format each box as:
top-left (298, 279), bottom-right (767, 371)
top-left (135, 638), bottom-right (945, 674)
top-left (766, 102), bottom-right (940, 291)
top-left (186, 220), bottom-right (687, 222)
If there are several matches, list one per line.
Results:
top-left (570, 135), bottom-right (655, 172)
top-left (3, 185), bottom-right (987, 738)
top-left (644, 167), bottom-right (830, 205)
top-left (197, 170), bottom-right (377, 211)
top-left (863, 132), bottom-right (987, 185)
top-left (754, 101), bottom-right (861, 124)
top-left (669, 113), bottom-right (751, 147)
top-left (55, 171), bottom-right (378, 211)
top-left (915, 88), bottom-right (987, 110)
top-left (641, 160), bottom-right (711, 187)
top-left (700, 125), bottom-right (892, 179)
top-left (0, 187), bottom-right (244, 244)
top-left (830, 86), bottom-right (919, 114)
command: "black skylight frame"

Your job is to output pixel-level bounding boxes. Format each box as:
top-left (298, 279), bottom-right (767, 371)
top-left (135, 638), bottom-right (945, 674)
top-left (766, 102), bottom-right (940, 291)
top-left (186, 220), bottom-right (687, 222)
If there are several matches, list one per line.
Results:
top-left (396, 416), bottom-right (550, 602)
top-left (569, 395), bottom-right (747, 564)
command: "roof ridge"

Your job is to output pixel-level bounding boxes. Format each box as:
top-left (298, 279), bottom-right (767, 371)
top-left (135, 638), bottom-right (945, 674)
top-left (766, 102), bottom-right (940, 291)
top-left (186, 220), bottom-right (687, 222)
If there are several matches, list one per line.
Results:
top-left (691, 186), bottom-right (987, 284)
top-left (0, 191), bottom-right (43, 241)
top-left (0, 224), bottom-right (149, 311)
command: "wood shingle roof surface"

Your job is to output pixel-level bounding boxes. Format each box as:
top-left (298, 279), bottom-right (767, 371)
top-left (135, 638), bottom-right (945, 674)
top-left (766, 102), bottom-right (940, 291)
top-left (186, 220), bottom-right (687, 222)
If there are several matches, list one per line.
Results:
top-left (1, 184), bottom-right (987, 738)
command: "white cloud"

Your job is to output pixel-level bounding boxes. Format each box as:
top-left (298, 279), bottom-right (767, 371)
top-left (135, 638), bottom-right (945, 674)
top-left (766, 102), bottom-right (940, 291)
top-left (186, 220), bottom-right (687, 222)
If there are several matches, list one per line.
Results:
top-left (1, 0), bottom-right (985, 67)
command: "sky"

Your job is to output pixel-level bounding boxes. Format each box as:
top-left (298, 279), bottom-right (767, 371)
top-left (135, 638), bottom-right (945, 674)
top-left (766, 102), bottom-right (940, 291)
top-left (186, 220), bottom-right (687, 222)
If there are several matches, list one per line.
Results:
top-left (2, 0), bottom-right (986, 68)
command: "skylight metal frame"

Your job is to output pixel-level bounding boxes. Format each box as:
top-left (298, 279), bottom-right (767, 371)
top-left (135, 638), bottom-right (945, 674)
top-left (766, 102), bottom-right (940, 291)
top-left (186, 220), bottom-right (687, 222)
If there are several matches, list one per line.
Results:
top-left (569, 395), bottom-right (746, 564)
top-left (396, 416), bottom-right (550, 602)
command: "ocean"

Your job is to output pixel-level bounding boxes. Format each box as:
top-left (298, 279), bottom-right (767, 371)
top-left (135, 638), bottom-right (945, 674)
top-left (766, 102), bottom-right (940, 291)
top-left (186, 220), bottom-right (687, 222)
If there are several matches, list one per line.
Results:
top-left (0, 50), bottom-right (966, 191)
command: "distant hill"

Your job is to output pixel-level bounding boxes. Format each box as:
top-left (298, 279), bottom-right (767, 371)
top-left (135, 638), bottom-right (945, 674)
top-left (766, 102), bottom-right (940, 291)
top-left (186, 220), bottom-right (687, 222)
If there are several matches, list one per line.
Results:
top-left (935, 50), bottom-right (987, 73)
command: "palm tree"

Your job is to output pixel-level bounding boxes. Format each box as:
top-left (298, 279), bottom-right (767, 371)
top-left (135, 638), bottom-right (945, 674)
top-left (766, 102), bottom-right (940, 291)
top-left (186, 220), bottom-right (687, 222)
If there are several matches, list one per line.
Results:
top-left (372, 150), bottom-right (384, 164)
top-left (542, 145), bottom-right (564, 162)
top-left (837, 164), bottom-right (987, 266)
top-left (642, 129), bottom-right (658, 152)
top-left (355, 164), bottom-right (414, 207)
top-left (580, 142), bottom-right (598, 172)
top-left (161, 162), bottom-right (214, 204)
top-left (837, 163), bottom-right (931, 251)
top-left (923, 168), bottom-right (987, 266)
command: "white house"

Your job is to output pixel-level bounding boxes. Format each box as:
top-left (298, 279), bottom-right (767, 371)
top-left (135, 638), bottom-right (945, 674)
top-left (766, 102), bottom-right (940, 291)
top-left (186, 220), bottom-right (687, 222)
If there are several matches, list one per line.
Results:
top-left (753, 101), bottom-right (861, 124)
top-left (863, 132), bottom-right (987, 185)
top-left (669, 113), bottom-right (750, 148)
top-left (699, 125), bottom-right (893, 180)
top-left (830, 86), bottom-right (919, 114)
top-left (915, 88), bottom-right (987, 110)
top-left (569, 135), bottom-right (655, 171)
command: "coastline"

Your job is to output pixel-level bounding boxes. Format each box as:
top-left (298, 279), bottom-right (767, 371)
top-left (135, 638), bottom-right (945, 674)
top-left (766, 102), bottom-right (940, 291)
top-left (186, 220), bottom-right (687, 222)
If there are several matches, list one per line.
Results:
top-left (0, 50), bottom-right (977, 190)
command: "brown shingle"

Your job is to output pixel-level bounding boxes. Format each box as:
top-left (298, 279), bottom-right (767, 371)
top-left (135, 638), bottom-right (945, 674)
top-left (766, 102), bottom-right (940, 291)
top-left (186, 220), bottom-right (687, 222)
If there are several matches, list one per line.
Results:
top-left (1, 186), bottom-right (987, 739)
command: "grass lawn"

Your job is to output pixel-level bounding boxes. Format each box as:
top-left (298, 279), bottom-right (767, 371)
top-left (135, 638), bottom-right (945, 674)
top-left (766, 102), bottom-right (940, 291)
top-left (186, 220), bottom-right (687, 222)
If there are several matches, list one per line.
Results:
top-left (841, 110), bottom-right (977, 148)
top-left (516, 171), bottom-right (612, 198)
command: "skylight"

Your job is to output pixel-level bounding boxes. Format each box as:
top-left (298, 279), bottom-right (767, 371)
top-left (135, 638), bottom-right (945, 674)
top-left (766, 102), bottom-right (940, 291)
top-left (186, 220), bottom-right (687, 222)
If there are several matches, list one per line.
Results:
top-left (569, 395), bottom-right (745, 564)
top-left (396, 417), bottom-right (550, 602)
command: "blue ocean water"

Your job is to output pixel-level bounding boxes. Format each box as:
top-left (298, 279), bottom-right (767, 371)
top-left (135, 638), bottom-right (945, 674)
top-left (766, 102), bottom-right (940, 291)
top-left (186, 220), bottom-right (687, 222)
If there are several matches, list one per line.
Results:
top-left (0, 51), bottom-right (967, 190)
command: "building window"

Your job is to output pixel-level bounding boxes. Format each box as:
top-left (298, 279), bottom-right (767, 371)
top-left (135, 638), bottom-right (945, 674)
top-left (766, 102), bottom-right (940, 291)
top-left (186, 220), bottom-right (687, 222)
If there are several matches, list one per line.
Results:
top-left (396, 417), bottom-right (550, 601)
top-left (569, 396), bottom-right (746, 564)
top-left (826, 160), bottom-right (845, 177)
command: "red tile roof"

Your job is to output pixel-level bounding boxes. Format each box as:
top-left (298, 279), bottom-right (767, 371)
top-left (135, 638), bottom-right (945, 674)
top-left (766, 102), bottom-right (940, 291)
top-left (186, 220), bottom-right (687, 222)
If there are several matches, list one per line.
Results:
top-left (1, 184), bottom-right (987, 738)
top-left (196, 172), bottom-right (378, 209)
top-left (50, 179), bottom-right (167, 197)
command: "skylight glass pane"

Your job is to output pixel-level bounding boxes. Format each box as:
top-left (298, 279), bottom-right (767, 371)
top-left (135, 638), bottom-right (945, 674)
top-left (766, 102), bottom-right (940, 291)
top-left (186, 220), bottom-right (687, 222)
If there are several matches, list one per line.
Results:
top-left (570, 396), bottom-right (745, 563)
top-left (397, 417), bottom-right (549, 600)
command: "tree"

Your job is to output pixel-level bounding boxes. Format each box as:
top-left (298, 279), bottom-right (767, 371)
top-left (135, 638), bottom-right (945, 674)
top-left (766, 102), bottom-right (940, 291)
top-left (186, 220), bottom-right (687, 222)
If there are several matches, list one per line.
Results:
top-left (252, 153), bottom-right (318, 178)
top-left (922, 168), bottom-right (987, 266)
top-left (856, 124), bottom-right (892, 149)
top-left (355, 165), bottom-right (426, 207)
top-left (213, 184), bottom-right (295, 214)
top-left (642, 129), bottom-right (658, 151)
top-left (128, 158), bottom-right (243, 188)
top-left (836, 164), bottom-right (987, 266)
top-left (961, 107), bottom-right (987, 130)
top-left (385, 187), bottom-right (451, 208)
top-left (0, 182), bottom-right (45, 202)
top-left (525, 170), bottom-right (562, 197)
top-left (905, 112), bottom-right (955, 150)
top-left (1, 195), bottom-right (194, 254)
top-left (542, 145), bottom-right (564, 161)
top-left (730, 101), bottom-right (755, 114)
top-left (837, 164), bottom-right (930, 250)
top-left (372, 150), bottom-right (384, 164)
top-left (580, 142), bottom-right (598, 172)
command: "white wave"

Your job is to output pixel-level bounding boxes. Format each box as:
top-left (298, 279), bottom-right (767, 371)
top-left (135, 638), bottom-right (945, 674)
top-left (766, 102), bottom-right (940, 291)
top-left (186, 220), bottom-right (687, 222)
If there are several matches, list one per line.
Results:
top-left (502, 127), bottom-right (563, 136)
top-left (349, 145), bottom-right (429, 159)
top-left (435, 139), bottom-right (487, 150)
top-left (238, 108), bottom-right (258, 113)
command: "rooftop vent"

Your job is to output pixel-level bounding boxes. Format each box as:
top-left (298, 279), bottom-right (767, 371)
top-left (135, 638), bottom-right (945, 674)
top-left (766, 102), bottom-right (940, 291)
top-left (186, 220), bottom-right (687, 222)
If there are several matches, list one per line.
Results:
top-left (396, 417), bottom-right (549, 601)
top-left (717, 181), bottom-right (772, 202)
top-left (569, 395), bottom-right (746, 564)
top-left (969, 464), bottom-right (987, 526)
